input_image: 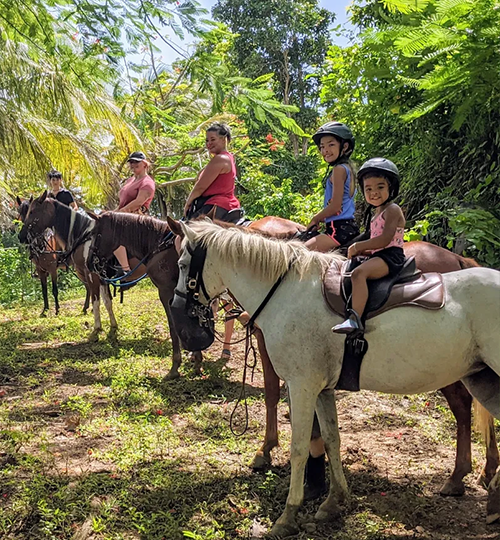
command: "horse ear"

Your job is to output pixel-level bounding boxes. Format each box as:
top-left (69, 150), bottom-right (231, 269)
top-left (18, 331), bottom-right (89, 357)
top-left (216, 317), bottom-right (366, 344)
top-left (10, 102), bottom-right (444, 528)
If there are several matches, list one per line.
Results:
top-left (166, 216), bottom-right (184, 237)
top-left (39, 190), bottom-right (48, 203)
top-left (15, 196), bottom-right (22, 207)
top-left (29, 195), bottom-right (33, 204)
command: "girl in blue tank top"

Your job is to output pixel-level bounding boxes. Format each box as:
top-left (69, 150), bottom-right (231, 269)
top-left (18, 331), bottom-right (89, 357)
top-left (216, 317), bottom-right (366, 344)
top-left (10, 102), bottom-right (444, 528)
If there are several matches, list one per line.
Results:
top-left (305, 122), bottom-right (360, 252)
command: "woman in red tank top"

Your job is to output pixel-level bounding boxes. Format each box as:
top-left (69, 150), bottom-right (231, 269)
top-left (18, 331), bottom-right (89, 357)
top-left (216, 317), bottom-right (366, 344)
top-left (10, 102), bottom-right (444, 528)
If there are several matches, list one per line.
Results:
top-left (184, 123), bottom-right (240, 219)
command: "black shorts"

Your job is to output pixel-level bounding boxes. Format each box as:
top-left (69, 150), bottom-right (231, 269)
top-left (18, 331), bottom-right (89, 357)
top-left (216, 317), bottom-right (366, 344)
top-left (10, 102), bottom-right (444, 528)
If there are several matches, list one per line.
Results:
top-left (369, 246), bottom-right (405, 276)
top-left (189, 204), bottom-right (229, 220)
top-left (325, 219), bottom-right (360, 246)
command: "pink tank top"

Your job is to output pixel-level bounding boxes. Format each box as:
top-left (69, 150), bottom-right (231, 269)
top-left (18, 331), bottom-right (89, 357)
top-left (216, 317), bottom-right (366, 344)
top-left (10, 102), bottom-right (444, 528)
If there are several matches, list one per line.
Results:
top-left (202, 151), bottom-right (240, 211)
top-left (370, 209), bottom-right (404, 253)
top-left (118, 175), bottom-right (156, 210)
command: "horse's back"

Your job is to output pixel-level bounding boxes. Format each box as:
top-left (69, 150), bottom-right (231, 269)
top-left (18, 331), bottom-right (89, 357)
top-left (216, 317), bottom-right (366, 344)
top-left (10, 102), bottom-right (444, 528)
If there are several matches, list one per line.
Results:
top-left (249, 216), bottom-right (305, 238)
top-left (404, 241), bottom-right (479, 273)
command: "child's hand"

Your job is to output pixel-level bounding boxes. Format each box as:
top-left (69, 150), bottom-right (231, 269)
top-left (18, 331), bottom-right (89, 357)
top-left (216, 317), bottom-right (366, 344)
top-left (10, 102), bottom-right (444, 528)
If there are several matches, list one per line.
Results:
top-left (306, 216), bottom-right (320, 232)
top-left (347, 243), bottom-right (359, 259)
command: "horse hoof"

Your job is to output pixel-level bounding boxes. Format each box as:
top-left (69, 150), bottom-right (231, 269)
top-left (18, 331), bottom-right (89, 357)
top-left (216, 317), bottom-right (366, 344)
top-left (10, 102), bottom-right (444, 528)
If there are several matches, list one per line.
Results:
top-left (163, 370), bottom-right (180, 382)
top-left (88, 330), bottom-right (101, 342)
top-left (304, 482), bottom-right (328, 501)
top-left (40, 311), bottom-right (47, 318)
top-left (440, 479), bottom-right (465, 497)
top-left (266, 521), bottom-right (299, 539)
top-left (251, 453), bottom-right (271, 471)
top-left (315, 499), bottom-right (342, 522)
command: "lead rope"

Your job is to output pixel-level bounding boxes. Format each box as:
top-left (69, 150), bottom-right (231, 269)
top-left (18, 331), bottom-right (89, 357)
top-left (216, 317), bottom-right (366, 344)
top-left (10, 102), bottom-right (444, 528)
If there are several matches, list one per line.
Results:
top-left (229, 324), bottom-right (258, 436)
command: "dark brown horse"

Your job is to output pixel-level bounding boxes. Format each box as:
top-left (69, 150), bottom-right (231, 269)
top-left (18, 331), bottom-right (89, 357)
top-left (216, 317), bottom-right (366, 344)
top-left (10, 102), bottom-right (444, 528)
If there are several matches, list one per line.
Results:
top-left (16, 197), bottom-right (90, 316)
top-left (251, 238), bottom-right (499, 498)
top-left (85, 212), bottom-right (306, 379)
top-left (18, 192), bottom-right (117, 339)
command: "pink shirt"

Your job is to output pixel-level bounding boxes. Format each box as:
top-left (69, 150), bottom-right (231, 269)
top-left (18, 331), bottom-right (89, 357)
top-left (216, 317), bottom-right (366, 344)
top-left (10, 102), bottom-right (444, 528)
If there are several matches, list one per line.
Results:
top-left (118, 175), bottom-right (156, 210)
top-left (201, 151), bottom-right (240, 211)
top-left (370, 209), bottom-right (404, 253)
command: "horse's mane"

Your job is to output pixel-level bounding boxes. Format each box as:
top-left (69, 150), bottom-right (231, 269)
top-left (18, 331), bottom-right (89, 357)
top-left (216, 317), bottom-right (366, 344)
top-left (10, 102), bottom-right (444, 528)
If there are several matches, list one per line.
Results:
top-left (97, 212), bottom-right (170, 255)
top-left (185, 219), bottom-right (345, 282)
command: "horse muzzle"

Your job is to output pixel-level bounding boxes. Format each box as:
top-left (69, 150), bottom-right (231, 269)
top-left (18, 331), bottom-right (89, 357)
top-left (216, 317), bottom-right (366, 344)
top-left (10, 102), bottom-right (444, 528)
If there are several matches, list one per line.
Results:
top-left (169, 295), bottom-right (214, 351)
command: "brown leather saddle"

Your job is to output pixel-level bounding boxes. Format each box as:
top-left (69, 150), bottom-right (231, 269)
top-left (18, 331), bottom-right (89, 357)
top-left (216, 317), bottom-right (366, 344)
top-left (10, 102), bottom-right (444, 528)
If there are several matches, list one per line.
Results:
top-left (323, 256), bottom-right (445, 392)
top-left (322, 256), bottom-right (444, 320)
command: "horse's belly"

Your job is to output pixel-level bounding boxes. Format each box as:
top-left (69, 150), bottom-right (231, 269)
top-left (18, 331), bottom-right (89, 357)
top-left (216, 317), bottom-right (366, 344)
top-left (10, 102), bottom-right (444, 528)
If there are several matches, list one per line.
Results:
top-left (358, 306), bottom-right (473, 394)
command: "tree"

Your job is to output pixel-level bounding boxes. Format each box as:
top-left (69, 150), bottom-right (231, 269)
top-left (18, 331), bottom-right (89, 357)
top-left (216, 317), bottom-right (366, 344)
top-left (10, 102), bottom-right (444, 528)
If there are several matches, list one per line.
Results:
top-left (212, 0), bottom-right (334, 155)
top-left (320, 0), bottom-right (500, 265)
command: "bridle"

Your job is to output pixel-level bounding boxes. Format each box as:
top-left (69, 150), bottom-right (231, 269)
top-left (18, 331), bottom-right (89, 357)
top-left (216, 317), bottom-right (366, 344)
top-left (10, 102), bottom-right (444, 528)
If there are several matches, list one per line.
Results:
top-left (173, 243), bottom-right (215, 333)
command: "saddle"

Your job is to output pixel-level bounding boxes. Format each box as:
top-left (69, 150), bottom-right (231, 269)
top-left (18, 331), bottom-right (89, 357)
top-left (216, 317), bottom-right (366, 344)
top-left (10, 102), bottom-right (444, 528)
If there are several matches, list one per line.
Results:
top-left (323, 256), bottom-right (445, 392)
top-left (222, 208), bottom-right (253, 227)
top-left (322, 256), bottom-right (444, 320)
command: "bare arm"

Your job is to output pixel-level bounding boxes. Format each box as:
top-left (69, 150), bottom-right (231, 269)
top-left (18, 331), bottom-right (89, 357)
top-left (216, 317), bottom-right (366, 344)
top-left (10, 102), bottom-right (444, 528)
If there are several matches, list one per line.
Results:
top-left (185, 154), bottom-right (231, 208)
top-left (351, 204), bottom-right (405, 255)
top-left (307, 166), bottom-right (346, 229)
top-left (118, 188), bottom-right (153, 213)
top-left (70, 201), bottom-right (78, 211)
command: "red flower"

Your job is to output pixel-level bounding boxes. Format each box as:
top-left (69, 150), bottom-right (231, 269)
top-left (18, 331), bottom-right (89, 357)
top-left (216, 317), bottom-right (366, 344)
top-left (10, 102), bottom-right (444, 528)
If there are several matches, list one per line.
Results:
top-left (266, 133), bottom-right (274, 142)
top-left (156, 409), bottom-right (163, 415)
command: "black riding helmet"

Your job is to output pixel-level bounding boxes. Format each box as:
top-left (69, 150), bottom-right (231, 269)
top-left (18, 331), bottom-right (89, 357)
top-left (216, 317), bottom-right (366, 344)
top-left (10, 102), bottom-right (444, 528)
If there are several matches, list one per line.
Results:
top-left (357, 157), bottom-right (400, 200)
top-left (312, 122), bottom-right (355, 160)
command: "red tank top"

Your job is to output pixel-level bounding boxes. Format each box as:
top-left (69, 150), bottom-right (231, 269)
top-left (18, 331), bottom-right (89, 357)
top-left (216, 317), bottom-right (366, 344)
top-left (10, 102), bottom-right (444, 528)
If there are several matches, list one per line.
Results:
top-left (202, 152), bottom-right (240, 211)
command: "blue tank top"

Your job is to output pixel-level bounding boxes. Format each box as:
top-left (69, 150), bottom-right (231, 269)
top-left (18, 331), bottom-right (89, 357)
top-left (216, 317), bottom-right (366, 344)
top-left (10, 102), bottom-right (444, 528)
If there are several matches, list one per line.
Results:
top-left (323, 163), bottom-right (356, 223)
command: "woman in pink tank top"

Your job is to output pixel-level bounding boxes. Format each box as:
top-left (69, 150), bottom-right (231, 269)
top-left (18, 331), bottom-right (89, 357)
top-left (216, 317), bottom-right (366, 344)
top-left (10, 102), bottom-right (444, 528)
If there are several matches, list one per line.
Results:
top-left (113, 151), bottom-right (156, 284)
top-left (332, 158), bottom-right (406, 335)
top-left (184, 123), bottom-right (240, 219)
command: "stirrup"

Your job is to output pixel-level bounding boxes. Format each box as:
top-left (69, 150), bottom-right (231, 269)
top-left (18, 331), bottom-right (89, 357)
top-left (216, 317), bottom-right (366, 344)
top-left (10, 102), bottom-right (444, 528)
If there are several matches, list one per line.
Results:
top-left (332, 309), bottom-right (364, 335)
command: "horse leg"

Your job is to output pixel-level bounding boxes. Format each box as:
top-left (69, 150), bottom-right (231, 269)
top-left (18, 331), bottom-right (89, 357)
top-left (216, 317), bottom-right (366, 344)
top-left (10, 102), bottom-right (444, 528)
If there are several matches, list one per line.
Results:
top-left (314, 391), bottom-right (349, 522)
top-left (83, 284), bottom-right (90, 315)
top-left (39, 271), bottom-right (49, 317)
top-left (100, 284), bottom-right (118, 338)
top-left (251, 329), bottom-right (279, 470)
top-left (439, 382), bottom-right (472, 496)
top-left (88, 278), bottom-right (102, 341)
top-left (269, 381), bottom-right (317, 539)
top-left (192, 351), bottom-right (203, 376)
top-left (160, 289), bottom-right (183, 380)
top-left (50, 269), bottom-right (60, 315)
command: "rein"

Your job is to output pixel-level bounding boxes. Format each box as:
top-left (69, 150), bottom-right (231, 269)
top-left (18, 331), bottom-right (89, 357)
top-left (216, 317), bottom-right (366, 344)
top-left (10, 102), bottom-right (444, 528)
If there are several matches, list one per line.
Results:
top-left (178, 241), bottom-right (295, 436)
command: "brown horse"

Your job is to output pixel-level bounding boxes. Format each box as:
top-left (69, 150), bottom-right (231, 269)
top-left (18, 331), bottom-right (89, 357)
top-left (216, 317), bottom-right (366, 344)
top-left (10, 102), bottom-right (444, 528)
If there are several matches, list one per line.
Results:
top-left (85, 212), bottom-right (305, 379)
top-left (251, 237), bottom-right (500, 498)
top-left (18, 192), bottom-right (117, 339)
top-left (16, 197), bottom-right (90, 317)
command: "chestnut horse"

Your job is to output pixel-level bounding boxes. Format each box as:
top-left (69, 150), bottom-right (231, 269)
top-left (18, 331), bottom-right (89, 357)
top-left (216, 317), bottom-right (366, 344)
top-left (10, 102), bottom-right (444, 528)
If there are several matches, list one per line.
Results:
top-left (16, 197), bottom-right (90, 316)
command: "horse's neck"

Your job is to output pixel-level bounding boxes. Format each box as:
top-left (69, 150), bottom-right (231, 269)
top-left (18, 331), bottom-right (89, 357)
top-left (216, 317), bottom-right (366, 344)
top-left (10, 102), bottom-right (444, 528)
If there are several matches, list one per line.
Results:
top-left (208, 253), bottom-right (284, 319)
top-left (53, 203), bottom-right (92, 249)
top-left (105, 216), bottom-right (167, 259)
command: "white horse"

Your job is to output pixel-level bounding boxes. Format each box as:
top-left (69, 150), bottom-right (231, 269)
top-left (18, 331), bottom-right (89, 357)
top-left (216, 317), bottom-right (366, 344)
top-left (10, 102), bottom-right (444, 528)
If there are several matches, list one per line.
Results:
top-left (168, 217), bottom-right (500, 538)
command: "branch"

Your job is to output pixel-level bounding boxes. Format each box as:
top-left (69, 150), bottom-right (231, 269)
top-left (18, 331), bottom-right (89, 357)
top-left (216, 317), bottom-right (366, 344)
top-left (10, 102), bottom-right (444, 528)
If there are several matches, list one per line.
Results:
top-left (156, 177), bottom-right (196, 188)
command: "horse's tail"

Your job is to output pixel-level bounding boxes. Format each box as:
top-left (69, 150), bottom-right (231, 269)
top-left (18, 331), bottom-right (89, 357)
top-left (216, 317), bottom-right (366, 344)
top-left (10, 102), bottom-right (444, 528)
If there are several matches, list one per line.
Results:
top-left (474, 398), bottom-right (494, 444)
top-left (458, 256), bottom-right (480, 269)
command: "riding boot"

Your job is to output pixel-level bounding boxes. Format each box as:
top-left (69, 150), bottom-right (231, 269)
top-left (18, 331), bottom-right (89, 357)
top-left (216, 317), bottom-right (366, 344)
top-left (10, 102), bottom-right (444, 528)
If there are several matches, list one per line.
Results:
top-left (303, 453), bottom-right (327, 501)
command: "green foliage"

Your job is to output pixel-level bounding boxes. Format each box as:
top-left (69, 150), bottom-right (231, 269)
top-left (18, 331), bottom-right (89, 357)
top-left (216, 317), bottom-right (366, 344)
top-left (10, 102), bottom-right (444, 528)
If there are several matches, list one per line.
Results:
top-left (321, 0), bottom-right (500, 266)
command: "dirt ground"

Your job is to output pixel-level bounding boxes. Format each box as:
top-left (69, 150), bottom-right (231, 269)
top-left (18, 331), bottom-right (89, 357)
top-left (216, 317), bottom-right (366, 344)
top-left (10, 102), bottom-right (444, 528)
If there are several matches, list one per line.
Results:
top-left (1, 289), bottom-right (499, 539)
